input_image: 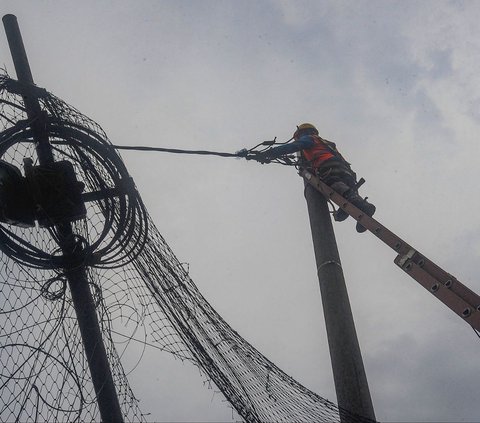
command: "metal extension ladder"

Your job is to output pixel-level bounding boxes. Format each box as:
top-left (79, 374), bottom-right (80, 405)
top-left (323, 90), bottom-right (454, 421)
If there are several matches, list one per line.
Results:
top-left (301, 169), bottom-right (480, 332)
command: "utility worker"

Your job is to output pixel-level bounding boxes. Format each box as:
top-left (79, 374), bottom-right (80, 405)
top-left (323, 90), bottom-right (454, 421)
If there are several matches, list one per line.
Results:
top-left (250, 123), bottom-right (375, 233)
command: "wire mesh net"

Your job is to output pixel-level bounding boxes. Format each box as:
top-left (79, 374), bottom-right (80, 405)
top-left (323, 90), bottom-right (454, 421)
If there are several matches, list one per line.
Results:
top-left (0, 72), bottom-right (373, 423)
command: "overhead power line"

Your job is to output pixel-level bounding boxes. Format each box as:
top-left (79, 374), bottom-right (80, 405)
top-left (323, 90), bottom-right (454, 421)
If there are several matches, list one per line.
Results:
top-left (110, 144), bottom-right (240, 158)
top-left (109, 143), bottom-right (298, 167)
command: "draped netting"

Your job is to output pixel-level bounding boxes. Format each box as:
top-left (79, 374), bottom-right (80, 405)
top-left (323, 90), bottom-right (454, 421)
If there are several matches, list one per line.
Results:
top-left (0, 72), bottom-right (373, 423)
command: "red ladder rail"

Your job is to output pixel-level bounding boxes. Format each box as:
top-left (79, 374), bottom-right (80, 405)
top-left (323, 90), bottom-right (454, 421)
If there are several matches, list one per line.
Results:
top-left (301, 169), bottom-right (480, 332)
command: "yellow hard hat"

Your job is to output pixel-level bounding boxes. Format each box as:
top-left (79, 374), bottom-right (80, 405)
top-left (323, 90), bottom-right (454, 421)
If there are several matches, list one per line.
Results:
top-left (293, 123), bottom-right (318, 139)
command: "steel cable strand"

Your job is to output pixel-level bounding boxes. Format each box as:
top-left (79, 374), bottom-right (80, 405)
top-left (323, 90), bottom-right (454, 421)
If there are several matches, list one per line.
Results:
top-left (105, 193), bottom-right (137, 266)
top-left (0, 118), bottom-right (32, 148)
top-left (100, 187), bottom-right (148, 267)
top-left (62, 140), bottom-right (119, 261)
top-left (0, 227), bottom-right (60, 269)
top-left (106, 194), bottom-right (148, 268)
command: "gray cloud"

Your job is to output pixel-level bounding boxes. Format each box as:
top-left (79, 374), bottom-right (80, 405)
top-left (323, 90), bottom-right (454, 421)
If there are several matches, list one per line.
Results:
top-left (2, 1), bottom-right (480, 421)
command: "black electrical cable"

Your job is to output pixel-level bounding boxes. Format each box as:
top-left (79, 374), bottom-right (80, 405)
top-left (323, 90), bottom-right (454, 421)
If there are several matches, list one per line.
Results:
top-left (109, 142), bottom-right (299, 167)
top-left (0, 114), bottom-right (149, 270)
top-left (110, 144), bottom-right (240, 158)
top-left (109, 136), bottom-right (294, 158)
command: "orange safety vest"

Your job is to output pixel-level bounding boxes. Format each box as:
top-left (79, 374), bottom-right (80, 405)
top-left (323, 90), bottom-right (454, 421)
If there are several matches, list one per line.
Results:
top-left (302, 135), bottom-right (345, 168)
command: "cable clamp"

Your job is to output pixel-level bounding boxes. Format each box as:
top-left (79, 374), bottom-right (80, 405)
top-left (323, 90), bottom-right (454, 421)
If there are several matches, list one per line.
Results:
top-left (317, 260), bottom-right (342, 272)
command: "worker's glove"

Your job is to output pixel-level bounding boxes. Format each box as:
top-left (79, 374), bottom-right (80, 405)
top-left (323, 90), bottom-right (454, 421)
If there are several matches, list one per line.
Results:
top-left (236, 149), bottom-right (271, 163)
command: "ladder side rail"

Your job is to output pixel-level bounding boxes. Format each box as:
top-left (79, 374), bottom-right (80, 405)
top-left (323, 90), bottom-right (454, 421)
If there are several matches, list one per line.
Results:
top-left (394, 257), bottom-right (480, 328)
top-left (301, 169), bottom-right (480, 331)
top-left (301, 170), bottom-right (414, 253)
top-left (416, 255), bottom-right (480, 307)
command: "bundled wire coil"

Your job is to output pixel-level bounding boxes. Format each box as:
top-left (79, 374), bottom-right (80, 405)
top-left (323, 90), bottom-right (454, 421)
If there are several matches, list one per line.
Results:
top-left (0, 82), bottom-right (148, 269)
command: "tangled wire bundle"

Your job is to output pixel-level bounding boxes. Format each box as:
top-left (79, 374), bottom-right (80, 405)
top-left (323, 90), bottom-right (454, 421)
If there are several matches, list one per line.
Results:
top-left (0, 87), bottom-right (148, 269)
top-left (0, 73), bottom-right (372, 423)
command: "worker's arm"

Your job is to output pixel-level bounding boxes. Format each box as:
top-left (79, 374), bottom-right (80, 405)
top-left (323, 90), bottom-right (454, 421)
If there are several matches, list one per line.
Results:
top-left (261, 136), bottom-right (314, 159)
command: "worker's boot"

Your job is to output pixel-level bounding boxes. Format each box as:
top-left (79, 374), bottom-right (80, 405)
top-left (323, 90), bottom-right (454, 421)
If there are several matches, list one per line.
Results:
top-left (348, 194), bottom-right (376, 233)
top-left (330, 182), bottom-right (351, 222)
top-left (334, 208), bottom-right (349, 222)
top-left (330, 182), bottom-right (376, 231)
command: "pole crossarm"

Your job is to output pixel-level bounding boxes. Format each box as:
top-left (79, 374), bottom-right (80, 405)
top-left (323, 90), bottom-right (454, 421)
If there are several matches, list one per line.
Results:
top-left (301, 169), bottom-right (480, 332)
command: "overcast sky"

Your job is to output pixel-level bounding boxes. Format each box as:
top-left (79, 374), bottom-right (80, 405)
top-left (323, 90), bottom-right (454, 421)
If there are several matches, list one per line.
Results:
top-left (2, 1), bottom-right (480, 422)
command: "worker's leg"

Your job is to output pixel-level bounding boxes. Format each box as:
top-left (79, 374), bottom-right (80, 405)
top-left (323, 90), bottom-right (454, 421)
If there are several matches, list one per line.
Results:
top-left (318, 161), bottom-right (375, 232)
top-left (328, 181), bottom-right (351, 222)
top-left (331, 181), bottom-right (375, 232)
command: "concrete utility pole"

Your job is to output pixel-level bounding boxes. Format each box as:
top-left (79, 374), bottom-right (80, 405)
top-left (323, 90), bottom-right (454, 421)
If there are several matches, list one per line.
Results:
top-left (304, 181), bottom-right (376, 422)
top-left (2, 14), bottom-right (124, 423)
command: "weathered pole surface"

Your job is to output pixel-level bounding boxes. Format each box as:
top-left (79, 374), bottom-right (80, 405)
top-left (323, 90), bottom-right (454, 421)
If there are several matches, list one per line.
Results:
top-left (304, 181), bottom-right (376, 422)
top-left (3, 14), bottom-right (124, 423)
